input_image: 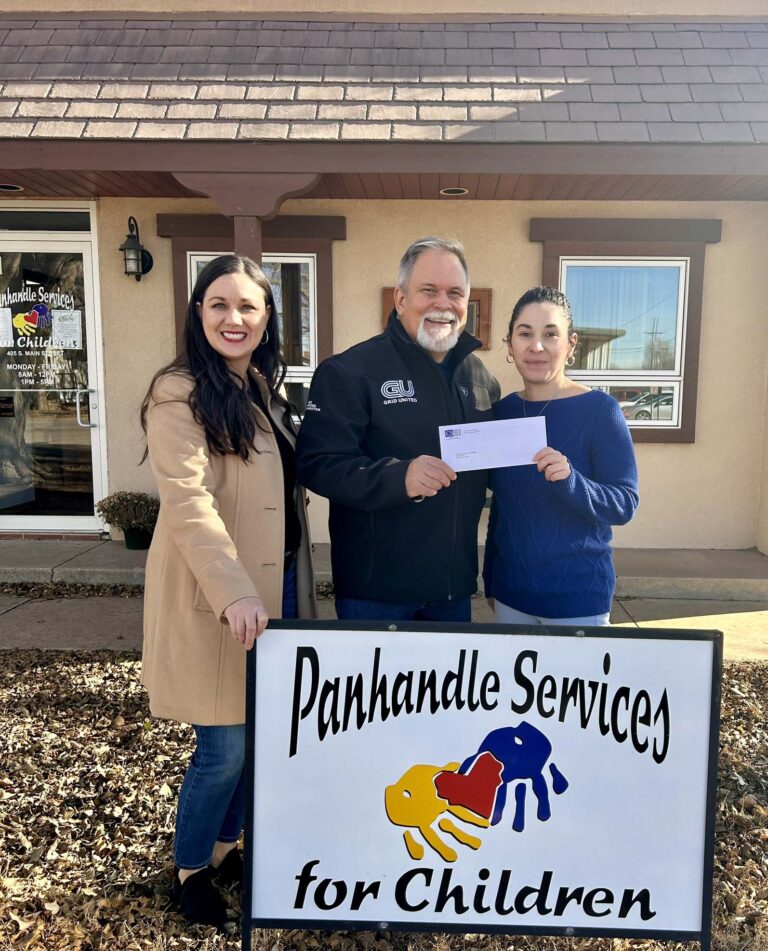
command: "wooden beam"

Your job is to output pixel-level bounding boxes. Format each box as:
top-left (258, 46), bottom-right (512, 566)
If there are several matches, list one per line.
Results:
top-left (530, 218), bottom-right (722, 244)
top-left (2, 140), bottom-right (768, 179)
top-left (233, 216), bottom-right (262, 262)
top-left (156, 214), bottom-right (346, 241)
top-left (170, 171), bottom-right (321, 220)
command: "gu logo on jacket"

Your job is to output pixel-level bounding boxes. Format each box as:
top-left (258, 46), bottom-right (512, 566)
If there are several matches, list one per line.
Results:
top-left (381, 379), bottom-right (417, 405)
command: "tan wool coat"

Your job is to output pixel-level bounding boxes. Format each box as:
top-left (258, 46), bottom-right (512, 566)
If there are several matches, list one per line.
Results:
top-left (141, 369), bottom-right (315, 726)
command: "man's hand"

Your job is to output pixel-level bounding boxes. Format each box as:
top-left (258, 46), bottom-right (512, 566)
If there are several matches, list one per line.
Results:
top-left (223, 595), bottom-right (269, 651)
top-left (405, 455), bottom-right (457, 498)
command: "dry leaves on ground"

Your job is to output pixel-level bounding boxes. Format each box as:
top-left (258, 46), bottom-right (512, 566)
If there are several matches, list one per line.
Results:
top-left (0, 652), bottom-right (765, 951)
top-left (0, 582), bottom-right (143, 601)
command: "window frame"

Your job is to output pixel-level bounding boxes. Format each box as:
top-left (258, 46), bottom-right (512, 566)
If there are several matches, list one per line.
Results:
top-left (530, 218), bottom-right (722, 444)
top-left (558, 255), bottom-right (689, 431)
top-left (157, 213), bottom-right (345, 370)
top-left (187, 250), bottom-right (319, 402)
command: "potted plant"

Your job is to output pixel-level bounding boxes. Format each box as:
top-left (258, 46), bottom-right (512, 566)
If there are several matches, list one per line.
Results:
top-left (96, 491), bottom-right (160, 550)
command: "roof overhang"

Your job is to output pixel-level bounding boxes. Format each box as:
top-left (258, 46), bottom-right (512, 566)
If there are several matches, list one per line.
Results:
top-left (3, 139), bottom-right (768, 176)
top-left (2, 141), bottom-right (767, 205)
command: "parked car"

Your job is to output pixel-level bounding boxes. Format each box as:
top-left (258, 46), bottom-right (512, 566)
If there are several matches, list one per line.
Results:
top-left (624, 394), bottom-right (674, 421)
top-left (619, 392), bottom-right (657, 414)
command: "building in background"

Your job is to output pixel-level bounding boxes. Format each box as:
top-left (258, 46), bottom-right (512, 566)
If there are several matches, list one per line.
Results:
top-left (0, 0), bottom-right (767, 555)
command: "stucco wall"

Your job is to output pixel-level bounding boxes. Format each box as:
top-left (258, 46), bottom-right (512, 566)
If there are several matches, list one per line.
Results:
top-left (280, 196), bottom-right (768, 550)
top-left (758, 384), bottom-right (768, 556)
top-left (1, 1), bottom-right (765, 16)
top-left (96, 196), bottom-right (214, 502)
top-left (97, 195), bottom-right (768, 552)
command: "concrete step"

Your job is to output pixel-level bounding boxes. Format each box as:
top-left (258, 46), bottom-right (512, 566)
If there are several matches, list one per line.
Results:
top-left (613, 548), bottom-right (768, 601)
top-left (1, 592), bottom-right (765, 662)
top-left (0, 540), bottom-right (766, 602)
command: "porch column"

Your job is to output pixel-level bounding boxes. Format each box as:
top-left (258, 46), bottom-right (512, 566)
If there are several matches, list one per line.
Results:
top-left (759, 419), bottom-right (768, 555)
top-left (233, 216), bottom-right (262, 262)
top-left (171, 172), bottom-right (320, 264)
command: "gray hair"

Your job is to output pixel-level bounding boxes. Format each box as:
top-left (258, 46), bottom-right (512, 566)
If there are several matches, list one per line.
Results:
top-left (396, 237), bottom-right (470, 293)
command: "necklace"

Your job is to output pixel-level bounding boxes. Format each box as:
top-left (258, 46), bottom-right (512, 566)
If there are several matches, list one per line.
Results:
top-left (521, 380), bottom-right (566, 417)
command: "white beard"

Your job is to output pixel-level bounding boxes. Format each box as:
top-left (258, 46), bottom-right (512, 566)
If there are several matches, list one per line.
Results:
top-left (416, 310), bottom-right (462, 353)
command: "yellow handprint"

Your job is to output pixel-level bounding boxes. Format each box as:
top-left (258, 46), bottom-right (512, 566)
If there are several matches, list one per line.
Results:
top-left (12, 312), bottom-right (36, 336)
top-left (384, 762), bottom-right (489, 862)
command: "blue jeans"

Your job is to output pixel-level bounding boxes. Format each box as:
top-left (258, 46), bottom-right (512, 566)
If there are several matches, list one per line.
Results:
top-left (335, 595), bottom-right (471, 623)
top-left (494, 599), bottom-right (610, 627)
top-left (174, 723), bottom-right (246, 870)
top-left (174, 560), bottom-right (299, 870)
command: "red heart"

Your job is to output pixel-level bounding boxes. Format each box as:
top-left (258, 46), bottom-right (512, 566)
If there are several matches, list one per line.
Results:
top-left (434, 751), bottom-right (503, 820)
top-left (22, 311), bottom-right (38, 326)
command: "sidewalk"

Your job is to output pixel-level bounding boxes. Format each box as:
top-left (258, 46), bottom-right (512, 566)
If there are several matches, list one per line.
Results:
top-left (0, 540), bottom-right (766, 661)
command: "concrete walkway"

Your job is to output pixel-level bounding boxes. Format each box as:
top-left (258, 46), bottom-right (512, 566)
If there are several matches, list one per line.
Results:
top-left (0, 540), bottom-right (766, 661)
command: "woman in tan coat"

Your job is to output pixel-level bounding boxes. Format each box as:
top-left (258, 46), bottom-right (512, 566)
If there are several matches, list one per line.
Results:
top-left (140, 254), bottom-right (315, 928)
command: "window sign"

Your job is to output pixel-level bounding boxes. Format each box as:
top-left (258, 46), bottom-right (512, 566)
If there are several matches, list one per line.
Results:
top-left (51, 310), bottom-right (83, 350)
top-left (0, 276), bottom-right (85, 387)
top-left (560, 258), bottom-right (688, 429)
top-left (245, 623), bottom-right (721, 949)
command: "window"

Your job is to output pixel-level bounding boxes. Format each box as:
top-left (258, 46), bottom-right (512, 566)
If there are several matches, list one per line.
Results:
top-left (530, 218), bottom-right (722, 443)
top-left (560, 257), bottom-right (688, 429)
top-left (188, 252), bottom-right (317, 414)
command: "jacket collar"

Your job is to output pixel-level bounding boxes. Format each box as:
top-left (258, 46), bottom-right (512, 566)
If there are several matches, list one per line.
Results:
top-left (246, 367), bottom-right (297, 443)
top-left (385, 308), bottom-right (481, 367)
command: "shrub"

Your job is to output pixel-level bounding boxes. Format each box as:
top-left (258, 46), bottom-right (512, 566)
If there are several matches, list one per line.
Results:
top-left (95, 491), bottom-right (159, 533)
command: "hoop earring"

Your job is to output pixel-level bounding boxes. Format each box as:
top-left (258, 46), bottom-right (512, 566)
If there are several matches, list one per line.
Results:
top-left (506, 354), bottom-right (514, 364)
top-left (259, 329), bottom-right (270, 346)
top-left (566, 354), bottom-right (575, 367)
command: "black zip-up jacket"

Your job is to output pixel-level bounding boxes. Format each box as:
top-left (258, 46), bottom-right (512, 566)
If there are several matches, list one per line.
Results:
top-left (296, 312), bottom-right (500, 603)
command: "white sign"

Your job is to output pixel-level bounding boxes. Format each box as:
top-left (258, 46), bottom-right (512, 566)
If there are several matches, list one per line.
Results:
top-left (0, 307), bottom-right (12, 348)
top-left (247, 625), bottom-right (719, 943)
top-left (51, 309), bottom-right (82, 350)
top-left (439, 418), bottom-right (547, 473)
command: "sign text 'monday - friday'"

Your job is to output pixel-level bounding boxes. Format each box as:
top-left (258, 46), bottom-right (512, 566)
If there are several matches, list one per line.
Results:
top-left (289, 647), bottom-right (670, 763)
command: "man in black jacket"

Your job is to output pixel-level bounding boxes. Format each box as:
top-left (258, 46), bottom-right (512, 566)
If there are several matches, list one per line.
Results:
top-left (296, 236), bottom-right (500, 621)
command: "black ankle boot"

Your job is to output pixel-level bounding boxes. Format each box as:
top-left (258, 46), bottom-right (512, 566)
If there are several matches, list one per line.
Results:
top-left (210, 848), bottom-right (243, 888)
top-left (172, 867), bottom-right (228, 927)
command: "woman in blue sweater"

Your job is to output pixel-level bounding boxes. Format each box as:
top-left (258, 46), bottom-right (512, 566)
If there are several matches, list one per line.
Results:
top-left (483, 286), bottom-right (639, 626)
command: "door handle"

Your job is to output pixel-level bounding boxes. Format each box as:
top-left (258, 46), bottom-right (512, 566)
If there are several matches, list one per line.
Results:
top-left (75, 388), bottom-right (97, 428)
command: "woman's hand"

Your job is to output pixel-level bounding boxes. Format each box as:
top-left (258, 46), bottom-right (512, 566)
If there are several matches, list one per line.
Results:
top-left (224, 595), bottom-right (269, 650)
top-left (533, 447), bottom-right (571, 482)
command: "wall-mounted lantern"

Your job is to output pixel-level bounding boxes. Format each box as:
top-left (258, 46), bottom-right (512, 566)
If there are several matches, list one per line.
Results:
top-left (119, 216), bottom-right (154, 281)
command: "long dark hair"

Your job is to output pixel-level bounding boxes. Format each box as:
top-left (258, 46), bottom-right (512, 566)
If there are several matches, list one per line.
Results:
top-left (141, 254), bottom-right (292, 461)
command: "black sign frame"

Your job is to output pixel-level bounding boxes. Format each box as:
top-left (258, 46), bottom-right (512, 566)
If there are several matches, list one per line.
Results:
top-left (243, 621), bottom-right (722, 951)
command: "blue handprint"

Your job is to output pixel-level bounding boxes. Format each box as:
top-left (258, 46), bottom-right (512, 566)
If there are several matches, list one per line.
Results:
top-left (458, 722), bottom-right (569, 832)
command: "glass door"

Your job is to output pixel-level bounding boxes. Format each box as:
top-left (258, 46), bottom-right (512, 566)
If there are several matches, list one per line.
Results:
top-left (0, 239), bottom-right (104, 530)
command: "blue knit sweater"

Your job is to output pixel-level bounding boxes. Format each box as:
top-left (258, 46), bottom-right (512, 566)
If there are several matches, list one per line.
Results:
top-left (483, 389), bottom-right (639, 618)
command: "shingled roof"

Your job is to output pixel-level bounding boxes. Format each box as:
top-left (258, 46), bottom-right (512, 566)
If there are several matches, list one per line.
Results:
top-left (1, 17), bottom-right (767, 144)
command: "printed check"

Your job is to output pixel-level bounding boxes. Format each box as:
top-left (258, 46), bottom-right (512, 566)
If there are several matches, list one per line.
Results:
top-left (439, 417), bottom-right (547, 473)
